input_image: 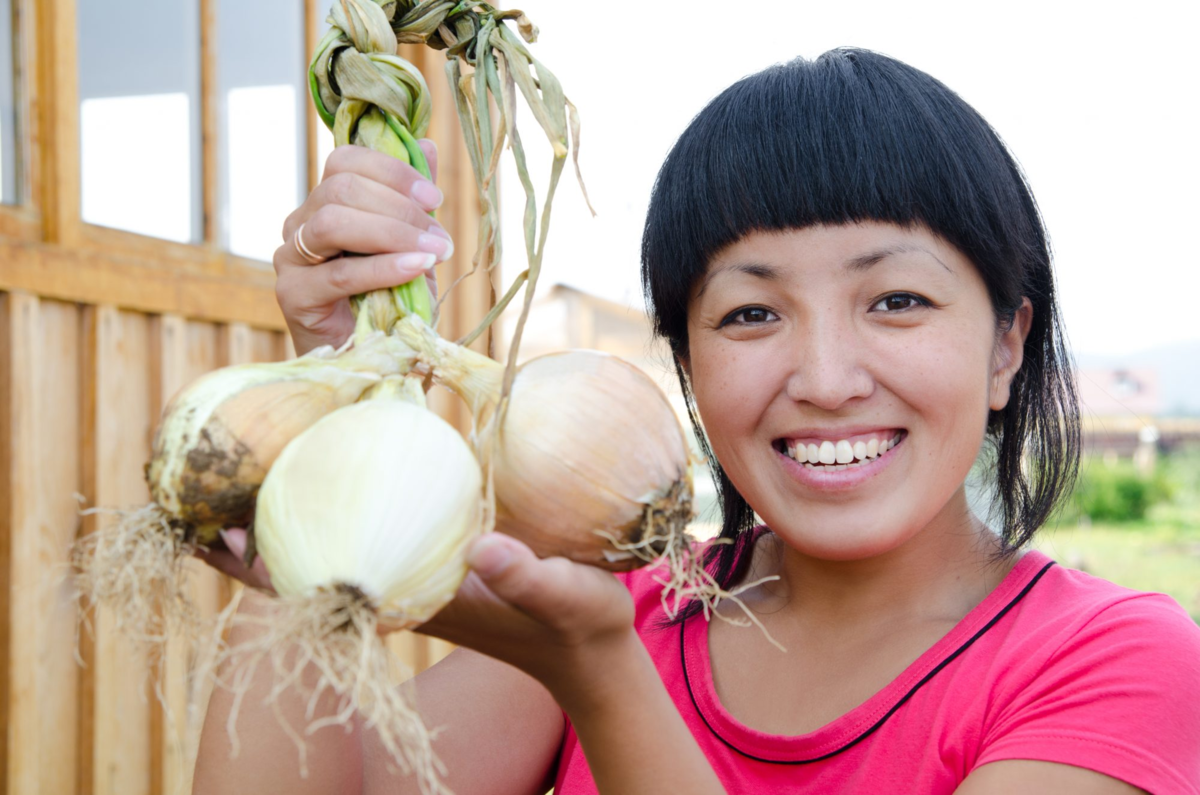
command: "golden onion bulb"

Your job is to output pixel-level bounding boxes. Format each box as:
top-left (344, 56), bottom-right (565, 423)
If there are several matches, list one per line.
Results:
top-left (493, 351), bottom-right (693, 570)
top-left (146, 332), bottom-right (414, 543)
top-left (395, 316), bottom-right (693, 571)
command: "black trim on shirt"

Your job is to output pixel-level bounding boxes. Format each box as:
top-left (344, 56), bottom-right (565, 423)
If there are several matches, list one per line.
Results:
top-left (681, 559), bottom-right (1057, 764)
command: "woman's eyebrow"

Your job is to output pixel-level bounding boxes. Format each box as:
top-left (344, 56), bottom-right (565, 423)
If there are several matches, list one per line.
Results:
top-left (694, 262), bottom-right (779, 300)
top-left (845, 244), bottom-right (952, 274)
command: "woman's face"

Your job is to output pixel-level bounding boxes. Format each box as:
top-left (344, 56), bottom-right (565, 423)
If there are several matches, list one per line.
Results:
top-left (685, 222), bottom-right (1029, 561)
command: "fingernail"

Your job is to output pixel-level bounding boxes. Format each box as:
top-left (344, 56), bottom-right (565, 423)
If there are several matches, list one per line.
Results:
top-left (427, 222), bottom-right (452, 241)
top-left (417, 232), bottom-right (453, 261)
top-left (393, 252), bottom-right (437, 274)
top-left (467, 534), bottom-right (512, 577)
top-left (218, 528), bottom-right (245, 560)
top-left (411, 179), bottom-right (443, 211)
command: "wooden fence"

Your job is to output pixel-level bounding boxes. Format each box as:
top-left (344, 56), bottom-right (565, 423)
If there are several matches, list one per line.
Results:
top-left (0, 1), bottom-right (491, 792)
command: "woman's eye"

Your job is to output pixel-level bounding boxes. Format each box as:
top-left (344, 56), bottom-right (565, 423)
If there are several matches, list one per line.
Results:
top-left (870, 293), bottom-right (928, 313)
top-left (722, 307), bottom-right (778, 326)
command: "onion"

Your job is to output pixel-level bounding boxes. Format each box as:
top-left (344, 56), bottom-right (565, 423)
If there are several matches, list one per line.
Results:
top-left (72, 332), bottom-right (415, 643)
top-left (394, 316), bottom-right (694, 572)
top-left (228, 382), bottom-right (484, 793)
top-left (255, 388), bottom-right (482, 626)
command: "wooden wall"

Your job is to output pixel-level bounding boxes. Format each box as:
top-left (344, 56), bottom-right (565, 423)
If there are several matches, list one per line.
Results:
top-left (0, 1), bottom-right (490, 792)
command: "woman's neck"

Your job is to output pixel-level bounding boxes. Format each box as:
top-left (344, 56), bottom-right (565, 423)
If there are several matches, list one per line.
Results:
top-left (738, 488), bottom-right (1018, 638)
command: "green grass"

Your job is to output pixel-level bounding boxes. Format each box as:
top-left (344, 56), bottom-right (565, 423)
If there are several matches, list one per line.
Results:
top-left (1035, 514), bottom-right (1200, 624)
top-left (1030, 447), bottom-right (1200, 623)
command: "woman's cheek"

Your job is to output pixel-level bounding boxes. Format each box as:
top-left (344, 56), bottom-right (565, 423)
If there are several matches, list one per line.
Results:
top-left (688, 343), bottom-right (765, 460)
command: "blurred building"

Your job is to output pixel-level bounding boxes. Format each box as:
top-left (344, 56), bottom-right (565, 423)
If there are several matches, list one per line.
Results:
top-left (1077, 367), bottom-right (1200, 461)
top-left (497, 283), bottom-right (677, 395)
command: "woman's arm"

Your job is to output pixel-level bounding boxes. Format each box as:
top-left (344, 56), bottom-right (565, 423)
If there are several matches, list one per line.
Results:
top-left (192, 592), bottom-right (566, 795)
top-left (421, 533), bottom-right (728, 795)
top-left (957, 761), bottom-right (1143, 794)
top-left (192, 588), bottom-right (364, 795)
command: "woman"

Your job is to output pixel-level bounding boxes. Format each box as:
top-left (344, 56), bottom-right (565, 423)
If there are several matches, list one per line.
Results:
top-left (195, 49), bottom-right (1200, 793)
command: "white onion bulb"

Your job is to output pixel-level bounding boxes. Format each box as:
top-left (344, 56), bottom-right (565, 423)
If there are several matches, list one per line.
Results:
top-left (255, 397), bottom-right (483, 626)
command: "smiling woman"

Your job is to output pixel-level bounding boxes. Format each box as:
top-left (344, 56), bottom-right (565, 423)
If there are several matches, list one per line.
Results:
top-left (193, 47), bottom-right (1200, 795)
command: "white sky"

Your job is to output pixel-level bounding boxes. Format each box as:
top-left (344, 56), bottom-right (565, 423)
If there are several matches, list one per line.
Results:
top-left (499, 0), bottom-right (1200, 358)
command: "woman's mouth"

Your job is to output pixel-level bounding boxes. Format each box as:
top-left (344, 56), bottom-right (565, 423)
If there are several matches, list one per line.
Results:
top-left (774, 429), bottom-right (907, 473)
top-left (772, 432), bottom-right (902, 489)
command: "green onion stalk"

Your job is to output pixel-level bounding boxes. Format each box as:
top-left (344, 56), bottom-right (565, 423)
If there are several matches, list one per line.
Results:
top-left (308, 0), bottom-right (591, 399)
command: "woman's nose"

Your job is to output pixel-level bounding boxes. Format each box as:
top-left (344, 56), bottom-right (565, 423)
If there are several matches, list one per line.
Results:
top-left (783, 324), bottom-right (874, 410)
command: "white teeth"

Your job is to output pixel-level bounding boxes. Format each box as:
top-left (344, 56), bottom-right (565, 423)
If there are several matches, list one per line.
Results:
top-left (834, 440), bottom-right (853, 464)
top-left (787, 432), bottom-right (903, 468)
top-left (818, 441), bottom-right (836, 464)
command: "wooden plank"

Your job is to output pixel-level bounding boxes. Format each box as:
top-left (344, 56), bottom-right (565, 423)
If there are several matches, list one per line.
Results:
top-left (149, 315), bottom-right (190, 795)
top-left (0, 242), bottom-right (286, 330)
top-left (79, 306), bottom-right (154, 795)
top-left (36, 299), bottom-right (83, 795)
top-left (0, 294), bottom-right (81, 795)
top-left (385, 631), bottom-right (429, 679)
top-left (0, 295), bottom-right (10, 795)
top-left (305, 0), bottom-right (321, 193)
top-left (3, 292), bottom-right (39, 795)
top-left (0, 205), bottom-right (41, 241)
top-left (34, 0), bottom-right (82, 247)
top-left (249, 328), bottom-right (280, 364)
top-left (199, 0), bottom-right (217, 247)
top-left (220, 321), bottom-right (254, 367)
top-left (177, 320), bottom-right (227, 783)
top-left (13, 0), bottom-right (41, 212)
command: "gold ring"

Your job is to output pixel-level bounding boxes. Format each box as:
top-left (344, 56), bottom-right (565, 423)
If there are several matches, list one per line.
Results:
top-left (293, 222), bottom-right (328, 265)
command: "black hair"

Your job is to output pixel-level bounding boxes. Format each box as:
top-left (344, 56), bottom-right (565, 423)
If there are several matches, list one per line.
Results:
top-left (640, 49), bottom-right (1080, 620)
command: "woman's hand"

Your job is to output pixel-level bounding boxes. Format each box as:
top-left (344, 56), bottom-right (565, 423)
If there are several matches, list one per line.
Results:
top-left (194, 527), bottom-right (273, 592)
top-left (273, 141), bottom-right (454, 356)
top-left (424, 534), bottom-right (727, 795)
top-left (419, 533), bottom-right (638, 701)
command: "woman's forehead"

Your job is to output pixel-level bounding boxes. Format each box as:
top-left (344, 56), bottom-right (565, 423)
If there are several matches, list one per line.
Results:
top-left (693, 223), bottom-right (969, 298)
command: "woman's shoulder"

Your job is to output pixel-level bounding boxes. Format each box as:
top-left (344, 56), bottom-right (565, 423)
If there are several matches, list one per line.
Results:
top-left (975, 552), bottom-right (1200, 792)
top-left (1017, 549), bottom-right (1200, 649)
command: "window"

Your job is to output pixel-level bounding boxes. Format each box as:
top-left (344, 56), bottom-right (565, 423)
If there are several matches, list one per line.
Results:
top-left (77, 0), bottom-right (202, 243)
top-left (0, 0), bottom-right (18, 204)
top-left (219, 0), bottom-right (307, 262)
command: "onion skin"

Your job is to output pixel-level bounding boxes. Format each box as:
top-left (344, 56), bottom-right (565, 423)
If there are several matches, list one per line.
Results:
top-left (395, 316), bottom-right (694, 570)
top-left (255, 398), bottom-right (484, 627)
top-left (146, 333), bottom-right (414, 544)
top-left (491, 351), bottom-right (693, 571)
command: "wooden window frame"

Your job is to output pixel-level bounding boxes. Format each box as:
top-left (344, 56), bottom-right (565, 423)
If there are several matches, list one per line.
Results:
top-left (0, 0), bottom-right (339, 330)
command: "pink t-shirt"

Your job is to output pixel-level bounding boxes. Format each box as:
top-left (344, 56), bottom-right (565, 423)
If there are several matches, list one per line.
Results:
top-left (553, 546), bottom-right (1200, 794)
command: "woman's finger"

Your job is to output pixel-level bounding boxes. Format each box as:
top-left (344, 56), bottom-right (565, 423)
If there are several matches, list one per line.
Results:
top-left (418, 138), bottom-right (438, 184)
top-left (465, 534), bottom-right (614, 631)
top-left (285, 171), bottom-right (444, 244)
top-left (279, 204), bottom-right (453, 268)
top-left (278, 250), bottom-right (438, 313)
top-left (324, 144), bottom-right (442, 210)
top-left (193, 529), bottom-right (274, 591)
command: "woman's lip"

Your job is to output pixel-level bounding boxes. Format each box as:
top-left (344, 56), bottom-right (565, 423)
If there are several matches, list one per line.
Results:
top-left (775, 433), bottom-right (905, 491)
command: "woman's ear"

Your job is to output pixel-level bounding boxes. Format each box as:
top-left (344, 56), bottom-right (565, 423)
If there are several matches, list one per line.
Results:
top-left (990, 298), bottom-right (1033, 412)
